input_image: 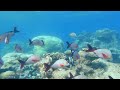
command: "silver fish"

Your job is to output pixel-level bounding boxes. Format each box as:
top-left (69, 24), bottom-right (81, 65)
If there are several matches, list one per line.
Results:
top-left (29, 39), bottom-right (45, 46)
top-left (44, 59), bottom-right (69, 72)
top-left (51, 59), bottom-right (69, 69)
top-left (18, 55), bottom-right (41, 69)
top-left (66, 41), bottom-right (79, 51)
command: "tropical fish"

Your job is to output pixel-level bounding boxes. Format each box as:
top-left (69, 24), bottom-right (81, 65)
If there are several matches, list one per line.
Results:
top-left (14, 44), bottom-right (23, 53)
top-left (44, 59), bottom-right (69, 72)
top-left (29, 39), bottom-right (45, 46)
top-left (66, 41), bottom-right (79, 51)
top-left (0, 27), bottom-right (19, 44)
top-left (18, 55), bottom-right (41, 69)
top-left (71, 50), bottom-right (80, 60)
top-left (94, 49), bottom-right (112, 60)
top-left (85, 44), bottom-right (97, 52)
top-left (69, 32), bottom-right (77, 38)
top-left (0, 57), bottom-right (4, 69)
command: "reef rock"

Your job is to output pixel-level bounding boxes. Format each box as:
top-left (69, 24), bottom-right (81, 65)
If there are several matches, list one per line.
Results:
top-left (90, 58), bottom-right (120, 79)
top-left (95, 28), bottom-right (119, 43)
top-left (52, 69), bottom-right (75, 79)
top-left (32, 36), bottom-right (64, 55)
top-left (0, 71), bottom-right (15, 79)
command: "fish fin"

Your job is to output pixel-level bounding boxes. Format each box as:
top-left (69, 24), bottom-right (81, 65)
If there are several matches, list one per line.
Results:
top-left (5, 36), bottom-right (9, 44)
top-left (41, 40), bottom-right (45, 46)
top-left (108, 76), bottom-right (113, 79)
top-left (66, 41), bottom-right (71, 49)
top-left (29, 39), bottom-right (33, 45)
top-left (14, 27), bottom-right (19, 33)
top-left (18, 60), bottom-right (26, 69)
top-left (44, 63), bottom-right (51, 72)
top-left (69, 72), bottom-right (74, 79)
top-left (87, 44), bottom-right (93, 51)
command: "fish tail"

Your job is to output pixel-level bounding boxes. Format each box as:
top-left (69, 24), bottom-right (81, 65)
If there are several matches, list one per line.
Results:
top-left (66, 41), bottom-right (71, 49)
top-left (87, 44), bottom-right (94, 51)
top-left (69, 72), bottom-right (74, 79)
top-left (44, 63), bottom-right (51, 72)
top-left (29, 39), bottom-right (33, 45)
top-left (18, 60), bottom-right (26, 69)
top-left (14, 27), bottom-right (19, 33)
top-left (108, 76), bottom-right (113, 79)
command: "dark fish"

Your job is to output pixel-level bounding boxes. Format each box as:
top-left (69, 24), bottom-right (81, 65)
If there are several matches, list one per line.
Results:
top-left (29, 39), bottom-right (45, 46)
top-left (14, 44), bottom-right (22, 53)
top-left (0, 27), bottom-right (19, 44)
top-left (85, 44), bottom-right (97, 52)
top-left (66, 41), bottom-right (78, 51)
top-left (108, 76), bottom-right (113, 79)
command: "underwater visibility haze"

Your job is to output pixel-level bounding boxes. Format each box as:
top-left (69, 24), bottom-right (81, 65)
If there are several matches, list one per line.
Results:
top-left (0, 11), bottom-right (120, 79)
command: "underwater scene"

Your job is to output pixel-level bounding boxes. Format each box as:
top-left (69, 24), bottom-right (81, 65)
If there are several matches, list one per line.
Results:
top-left (0, 11), bottom-right (120, 79)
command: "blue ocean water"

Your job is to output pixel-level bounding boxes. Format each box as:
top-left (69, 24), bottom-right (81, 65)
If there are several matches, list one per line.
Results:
top-left (0, 11), bottom-right (120, 43)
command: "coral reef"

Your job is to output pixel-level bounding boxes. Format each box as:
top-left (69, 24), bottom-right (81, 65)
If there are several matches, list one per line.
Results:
top-left (0, 71), bottom-right (15, 79)
top-left (1, 50), bottom-right (120, 79)
top-left (1, 28), bottom-right (120, 79)
top-left (95, 28), bottom-right (119, 43)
